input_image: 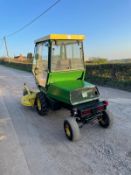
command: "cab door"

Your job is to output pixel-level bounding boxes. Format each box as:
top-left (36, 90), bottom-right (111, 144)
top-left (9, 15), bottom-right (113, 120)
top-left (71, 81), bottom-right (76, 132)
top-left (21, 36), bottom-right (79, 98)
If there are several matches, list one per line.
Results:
top-left (33, 41), bottom-right (49, 87)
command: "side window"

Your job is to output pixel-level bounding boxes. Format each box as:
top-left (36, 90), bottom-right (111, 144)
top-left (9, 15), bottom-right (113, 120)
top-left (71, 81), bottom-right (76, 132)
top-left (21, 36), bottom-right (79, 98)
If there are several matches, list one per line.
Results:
top-left (34, 42), bottom-right (49, 71)
top-left (42, 42), bottom-right (49, 71)
top-left (34, 43), bottom-right (43, 65)
top-left (33, 41), bottom-right (49, 87)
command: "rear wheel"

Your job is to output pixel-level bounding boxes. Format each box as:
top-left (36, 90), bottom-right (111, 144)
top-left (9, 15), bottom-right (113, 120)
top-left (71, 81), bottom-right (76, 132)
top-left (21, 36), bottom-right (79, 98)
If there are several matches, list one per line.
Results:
top-left (98, 110), bottom-right (112, 128)
top-left (36, 92), bottom-right (48, 116)
top-left (64, 118), bottom-right (80, 141)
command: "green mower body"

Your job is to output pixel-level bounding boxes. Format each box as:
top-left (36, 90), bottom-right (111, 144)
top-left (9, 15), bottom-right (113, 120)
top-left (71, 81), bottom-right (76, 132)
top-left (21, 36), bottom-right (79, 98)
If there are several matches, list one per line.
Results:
top-left (29, 34), bottom-right (111, 141)
top-left (32, 34), bottom-right (99, 106)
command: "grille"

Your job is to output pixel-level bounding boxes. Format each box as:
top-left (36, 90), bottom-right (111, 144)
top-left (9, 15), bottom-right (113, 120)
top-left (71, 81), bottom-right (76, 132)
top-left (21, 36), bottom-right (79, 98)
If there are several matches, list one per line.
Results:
top-left (70, 87), bottom-right (99, 105)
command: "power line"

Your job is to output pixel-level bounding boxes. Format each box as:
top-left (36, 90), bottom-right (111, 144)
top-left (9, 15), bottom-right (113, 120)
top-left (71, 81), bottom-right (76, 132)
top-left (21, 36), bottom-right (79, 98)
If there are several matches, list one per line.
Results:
top-left (6, 0), bottom-right (61, 38)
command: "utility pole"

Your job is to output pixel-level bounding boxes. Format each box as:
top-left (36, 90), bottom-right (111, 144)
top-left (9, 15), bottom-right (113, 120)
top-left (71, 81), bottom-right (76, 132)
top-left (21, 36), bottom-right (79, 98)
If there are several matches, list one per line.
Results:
top-left (3, 36), bottom-right (9, 58)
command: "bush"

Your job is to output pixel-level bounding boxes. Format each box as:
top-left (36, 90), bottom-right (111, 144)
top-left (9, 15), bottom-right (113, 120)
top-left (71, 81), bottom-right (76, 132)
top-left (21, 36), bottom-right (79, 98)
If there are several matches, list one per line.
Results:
top-left (85, 63), bottom-right (131, 91)
top-left (0, 60), bottom-right (130, 91)
top-left (0, 59), bottom-right (32, 72)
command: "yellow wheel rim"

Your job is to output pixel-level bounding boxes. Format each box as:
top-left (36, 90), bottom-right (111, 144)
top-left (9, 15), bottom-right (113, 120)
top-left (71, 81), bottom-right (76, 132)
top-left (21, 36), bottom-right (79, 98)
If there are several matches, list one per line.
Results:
top-left (37, 98), bottom-right (41, 111)
top-left (65, 125), bottom-right (71, 137)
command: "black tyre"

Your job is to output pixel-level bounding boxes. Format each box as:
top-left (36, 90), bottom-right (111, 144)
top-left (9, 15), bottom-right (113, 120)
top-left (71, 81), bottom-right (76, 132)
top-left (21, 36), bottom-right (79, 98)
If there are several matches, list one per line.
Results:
top-left (98, 110), bottom-right (111, 128)
top-left (64, 118), bottom-right (80, 141)
top-left (35, 92), bottom-right (48, 116)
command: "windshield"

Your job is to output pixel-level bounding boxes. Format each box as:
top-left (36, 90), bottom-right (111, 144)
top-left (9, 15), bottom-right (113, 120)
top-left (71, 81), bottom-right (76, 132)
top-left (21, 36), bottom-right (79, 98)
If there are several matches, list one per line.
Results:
top-left (51, 40), bottom-right (84, 71)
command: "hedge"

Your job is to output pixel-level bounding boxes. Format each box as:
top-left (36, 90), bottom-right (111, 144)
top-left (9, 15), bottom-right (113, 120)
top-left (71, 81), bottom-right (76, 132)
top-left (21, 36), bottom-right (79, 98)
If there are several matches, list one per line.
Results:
top-left (0, 60), bottom-right (32, 72)
top-left (0, 60), bottom-right (131, 91)
top-left (86, 63), bottom-right (131, 91)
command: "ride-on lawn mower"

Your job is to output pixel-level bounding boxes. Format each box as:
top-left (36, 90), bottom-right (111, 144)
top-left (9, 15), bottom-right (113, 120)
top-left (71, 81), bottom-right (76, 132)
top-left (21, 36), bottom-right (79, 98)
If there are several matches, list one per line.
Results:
top-left (21, 34), bottom-right (112, 141)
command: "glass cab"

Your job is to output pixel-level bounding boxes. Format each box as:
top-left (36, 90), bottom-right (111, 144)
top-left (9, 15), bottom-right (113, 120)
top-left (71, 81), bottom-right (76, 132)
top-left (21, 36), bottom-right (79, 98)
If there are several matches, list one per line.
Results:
top-left (33, 36), bottom-right (85, 87)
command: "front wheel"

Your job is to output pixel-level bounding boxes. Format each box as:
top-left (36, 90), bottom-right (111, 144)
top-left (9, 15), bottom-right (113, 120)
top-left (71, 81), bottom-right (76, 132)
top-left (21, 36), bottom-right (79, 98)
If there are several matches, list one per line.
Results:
top-left (98, 110), bottom-right (112, 128)
top-left (64, 118), bottom-right (80, 141)
top-left (35, 92), bottom-right (48, 116)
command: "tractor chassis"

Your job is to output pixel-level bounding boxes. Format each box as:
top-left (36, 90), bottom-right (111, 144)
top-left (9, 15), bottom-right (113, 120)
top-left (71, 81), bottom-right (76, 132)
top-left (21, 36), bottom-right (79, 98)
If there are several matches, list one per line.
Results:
top-left (21, 85), bottom-right (110, 141)
top-left (69, 100), bottom-right (108, 128)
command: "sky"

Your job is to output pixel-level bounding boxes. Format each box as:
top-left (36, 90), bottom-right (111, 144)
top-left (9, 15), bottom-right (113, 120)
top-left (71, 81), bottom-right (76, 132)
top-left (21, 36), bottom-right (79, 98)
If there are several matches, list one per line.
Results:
top-left (0, 0), bottom-right (131, 59)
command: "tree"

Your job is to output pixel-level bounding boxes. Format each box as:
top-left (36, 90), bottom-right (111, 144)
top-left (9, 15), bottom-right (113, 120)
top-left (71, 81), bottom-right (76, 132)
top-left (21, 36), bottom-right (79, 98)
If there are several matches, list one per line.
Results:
top-left (88, 57), bottom-right (108, 64)
top-left (27, 52), bottom-right (33, 62)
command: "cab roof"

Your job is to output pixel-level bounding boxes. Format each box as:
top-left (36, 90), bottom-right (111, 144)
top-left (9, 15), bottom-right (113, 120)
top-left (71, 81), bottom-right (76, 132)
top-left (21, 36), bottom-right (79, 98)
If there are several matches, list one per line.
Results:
top-left (35, 34), bottom-right (85, 43)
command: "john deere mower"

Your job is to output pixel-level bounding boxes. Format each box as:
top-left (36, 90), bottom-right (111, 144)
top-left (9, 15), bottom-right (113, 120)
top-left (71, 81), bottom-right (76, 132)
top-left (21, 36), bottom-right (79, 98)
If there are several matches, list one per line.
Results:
top-left (21, 34), bottom-right (112, 141)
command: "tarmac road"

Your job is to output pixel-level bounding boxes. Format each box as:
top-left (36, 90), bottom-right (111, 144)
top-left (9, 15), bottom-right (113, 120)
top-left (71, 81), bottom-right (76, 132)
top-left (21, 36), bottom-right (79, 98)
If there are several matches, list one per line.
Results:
top-left (0, 65), bottom-right (131, 175)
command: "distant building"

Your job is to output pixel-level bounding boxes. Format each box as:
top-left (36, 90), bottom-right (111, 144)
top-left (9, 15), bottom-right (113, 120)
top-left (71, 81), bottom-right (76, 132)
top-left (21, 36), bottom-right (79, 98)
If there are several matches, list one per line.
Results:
top-left (14, 54), bottom-right (26, 61)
